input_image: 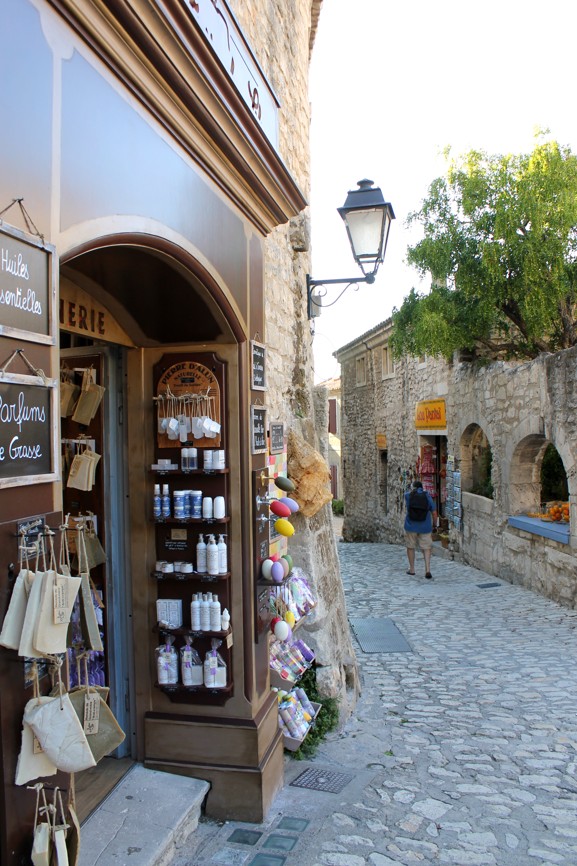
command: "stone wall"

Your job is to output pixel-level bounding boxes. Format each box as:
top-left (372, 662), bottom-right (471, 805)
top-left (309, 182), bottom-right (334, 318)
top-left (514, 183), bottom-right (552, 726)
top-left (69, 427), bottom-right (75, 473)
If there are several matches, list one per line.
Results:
top-left (336, 323), bottom-right (577, 609)
top-left (231, 0), bottom-right (360, 714)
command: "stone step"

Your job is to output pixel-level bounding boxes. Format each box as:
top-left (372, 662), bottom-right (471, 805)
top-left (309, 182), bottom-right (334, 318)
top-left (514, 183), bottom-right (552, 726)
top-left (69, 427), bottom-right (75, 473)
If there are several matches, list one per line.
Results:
top-left (78, 764), bottom-right (210, 866)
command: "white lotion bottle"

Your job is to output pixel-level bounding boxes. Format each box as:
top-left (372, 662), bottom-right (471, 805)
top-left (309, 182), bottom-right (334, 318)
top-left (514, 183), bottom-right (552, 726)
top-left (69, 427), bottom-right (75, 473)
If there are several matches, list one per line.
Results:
top-left (191, 594), bottom-right (201, 630)
top-left (217, 535), bottom-right (228, 574)
top-left (196, 533), bottom-right (207, 573)
top-left (221, 608), bottom-right (230, 632)
top-left (210, 594), bottom-right (221, 631)
top-left (207, 534), bottom-right (219, 576)
top-left (200, 593), bottom-right (211, 631)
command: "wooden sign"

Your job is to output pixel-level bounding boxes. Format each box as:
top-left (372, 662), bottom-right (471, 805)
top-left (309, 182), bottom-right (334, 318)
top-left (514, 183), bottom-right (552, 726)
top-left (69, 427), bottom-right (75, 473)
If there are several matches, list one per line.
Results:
top-left (0, 223), bottom-right (56, 345)
top-left (156, 359), bottom-right (222, 448)
top-left (0, 373), bottom-right (59, 488)
top-left (250, 405), bottom-right (267, 454)
top-left (269, 422), bottom-right (284, 454)
top-left (250, 340), bottom-right (266, 391)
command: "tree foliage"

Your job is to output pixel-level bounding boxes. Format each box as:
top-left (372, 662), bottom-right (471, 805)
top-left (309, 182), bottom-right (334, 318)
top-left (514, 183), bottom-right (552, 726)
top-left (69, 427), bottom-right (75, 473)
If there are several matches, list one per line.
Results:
top-left (390, 135), bottom-right (577, 360)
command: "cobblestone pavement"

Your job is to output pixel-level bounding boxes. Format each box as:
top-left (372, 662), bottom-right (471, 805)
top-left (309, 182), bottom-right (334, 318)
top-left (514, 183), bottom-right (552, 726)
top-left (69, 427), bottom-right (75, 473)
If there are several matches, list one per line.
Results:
top-left (174, 543), bottom-right (577, 866)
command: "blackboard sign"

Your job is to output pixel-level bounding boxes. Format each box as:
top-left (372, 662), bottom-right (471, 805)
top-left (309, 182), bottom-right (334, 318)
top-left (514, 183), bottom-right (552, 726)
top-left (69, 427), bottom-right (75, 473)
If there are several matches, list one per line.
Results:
top-left (0, 223), bottom-right (56, 345)
top-left (269, 422), bottom-right (284, 454)
top-left (250, 405), bottom-right (267, 454)
top-left (0, 375), bottom-right (58, 488)
top-left (250, 340), bottom-right (266, 391)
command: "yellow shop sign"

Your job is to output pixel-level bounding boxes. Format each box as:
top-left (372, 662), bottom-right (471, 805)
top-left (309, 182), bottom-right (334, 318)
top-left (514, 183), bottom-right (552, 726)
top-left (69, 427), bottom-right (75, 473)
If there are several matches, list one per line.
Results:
top-left (415, 399), bottom-right (446, 429)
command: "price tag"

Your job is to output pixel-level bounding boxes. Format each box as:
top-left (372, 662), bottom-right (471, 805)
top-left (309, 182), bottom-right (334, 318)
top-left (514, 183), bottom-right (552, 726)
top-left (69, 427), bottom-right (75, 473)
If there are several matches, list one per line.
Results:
top-left (33, 734), bottom-right (44, 755)
top-left (53, 578), bottom-right (69, 624)
top-left (226, 631), bottom-right (233, 649)
top-left (83, 692), bottom-right (100, 735)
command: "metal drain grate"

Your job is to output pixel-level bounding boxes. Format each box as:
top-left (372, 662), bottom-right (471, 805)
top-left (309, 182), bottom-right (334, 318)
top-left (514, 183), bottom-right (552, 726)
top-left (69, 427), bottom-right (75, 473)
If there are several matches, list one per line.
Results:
top-left (349, 617), bottom-right (412, 653)
top-left (477, 582), bottom-right (502, 589)
top-left (290, 767), bottom-right (353, 793)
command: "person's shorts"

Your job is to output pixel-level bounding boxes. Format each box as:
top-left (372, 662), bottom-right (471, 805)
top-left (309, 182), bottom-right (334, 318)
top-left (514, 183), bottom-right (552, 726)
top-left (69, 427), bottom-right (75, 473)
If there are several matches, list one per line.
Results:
top-left (405, 531), bottom-right (433, 551)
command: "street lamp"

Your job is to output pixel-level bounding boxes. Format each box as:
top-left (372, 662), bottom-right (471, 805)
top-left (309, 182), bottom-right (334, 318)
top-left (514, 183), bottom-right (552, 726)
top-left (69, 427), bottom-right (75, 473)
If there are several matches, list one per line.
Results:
top-left (307, 179), bottom-right (395, 319)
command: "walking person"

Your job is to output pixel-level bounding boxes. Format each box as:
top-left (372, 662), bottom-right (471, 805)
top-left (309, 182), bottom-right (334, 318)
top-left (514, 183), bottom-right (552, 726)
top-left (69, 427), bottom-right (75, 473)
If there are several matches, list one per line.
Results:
top-left (404, 480), bottom-right (438, 579)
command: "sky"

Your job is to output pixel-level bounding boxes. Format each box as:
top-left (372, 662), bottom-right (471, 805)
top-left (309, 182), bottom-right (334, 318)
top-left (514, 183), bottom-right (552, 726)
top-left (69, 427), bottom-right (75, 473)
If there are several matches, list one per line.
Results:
top-left (309, 0), bottom-right (577, 383)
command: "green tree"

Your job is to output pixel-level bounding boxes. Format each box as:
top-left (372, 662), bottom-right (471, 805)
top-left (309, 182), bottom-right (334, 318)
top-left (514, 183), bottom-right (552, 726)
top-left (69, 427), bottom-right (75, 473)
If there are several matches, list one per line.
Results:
top-left (391, 135), bottom-right (577, 360)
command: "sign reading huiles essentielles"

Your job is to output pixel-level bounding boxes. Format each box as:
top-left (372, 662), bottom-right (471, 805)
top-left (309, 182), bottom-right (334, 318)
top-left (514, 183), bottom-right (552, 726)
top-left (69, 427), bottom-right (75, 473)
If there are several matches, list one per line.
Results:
top-left (0, 224), bottom-right (55, 344)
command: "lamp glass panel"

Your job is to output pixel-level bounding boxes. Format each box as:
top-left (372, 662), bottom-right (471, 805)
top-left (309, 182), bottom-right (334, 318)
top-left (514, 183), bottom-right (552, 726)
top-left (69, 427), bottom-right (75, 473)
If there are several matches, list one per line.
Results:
top-left (345, 208), bottom-right (385, 261)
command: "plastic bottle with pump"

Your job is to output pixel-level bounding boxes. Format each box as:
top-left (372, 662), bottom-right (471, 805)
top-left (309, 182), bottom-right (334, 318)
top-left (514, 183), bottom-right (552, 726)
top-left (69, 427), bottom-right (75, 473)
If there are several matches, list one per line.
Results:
top-left (196, 533), bottom-right (207, 574)
top-left (217, 535), bottom-right (228, 574)
top-left (207, 534), bottom-right (219, 576)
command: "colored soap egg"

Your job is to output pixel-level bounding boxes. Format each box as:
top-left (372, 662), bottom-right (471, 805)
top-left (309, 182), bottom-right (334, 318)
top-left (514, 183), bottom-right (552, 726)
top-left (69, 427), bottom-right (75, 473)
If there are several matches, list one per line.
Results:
top-left (270, 616), bottom-right (282, 631)
top-left (274, 476), bottom-right (295, 493)
top-left (280, 496), bottom-right (299, 513)
top-left (280, 558), bottom-right (290, 578)
top-left (284, 611), bottom-right (295, 627)
top-left (270, 499), bottom-right (291, 518)
top-left (273, 620), bottom-right (290, 641)
top-left (282, 554), bottom-right (293, 571)
top-left (275, 518), bottom-right (295, 537)
top-left (271, 561), bottom-right (284, 583)
top-left (261, 559), bottom-right (274, 579)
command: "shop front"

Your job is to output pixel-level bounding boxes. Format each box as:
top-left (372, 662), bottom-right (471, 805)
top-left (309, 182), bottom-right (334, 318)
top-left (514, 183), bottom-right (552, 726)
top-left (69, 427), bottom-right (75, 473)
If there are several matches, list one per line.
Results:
top-left (0, 1), bottom-right (307, 862)
top-left (414, 398), bottom-right (449, 521)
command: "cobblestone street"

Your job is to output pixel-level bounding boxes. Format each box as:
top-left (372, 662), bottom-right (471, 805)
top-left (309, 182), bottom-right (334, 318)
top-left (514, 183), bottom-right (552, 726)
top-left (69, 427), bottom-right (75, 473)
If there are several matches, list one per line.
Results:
top-left (176, 542), bottom-right (577, 866)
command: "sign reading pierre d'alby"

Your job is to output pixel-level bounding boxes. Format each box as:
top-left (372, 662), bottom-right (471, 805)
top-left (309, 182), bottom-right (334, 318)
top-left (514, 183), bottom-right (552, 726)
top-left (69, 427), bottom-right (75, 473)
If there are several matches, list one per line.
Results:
top-left (0, 223), bottom-right (55, 344)
top-left (415, 399), bottom-right (447, 430)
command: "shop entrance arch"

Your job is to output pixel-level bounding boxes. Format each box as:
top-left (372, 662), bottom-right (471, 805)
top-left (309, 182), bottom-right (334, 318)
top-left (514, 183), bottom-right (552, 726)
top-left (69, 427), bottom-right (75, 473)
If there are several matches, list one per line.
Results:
top-left (59, 236), bottom-right (245, 821)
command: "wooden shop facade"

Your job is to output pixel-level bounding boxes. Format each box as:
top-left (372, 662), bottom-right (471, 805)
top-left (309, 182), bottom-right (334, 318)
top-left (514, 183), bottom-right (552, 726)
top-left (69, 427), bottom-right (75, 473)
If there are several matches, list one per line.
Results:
top-left (0, 0), bottom-right (307, 862)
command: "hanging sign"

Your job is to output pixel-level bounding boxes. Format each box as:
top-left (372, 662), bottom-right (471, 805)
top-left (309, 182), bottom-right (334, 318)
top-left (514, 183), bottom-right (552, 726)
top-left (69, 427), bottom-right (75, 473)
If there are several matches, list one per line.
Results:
top-left (0, 373), bottom-right (59, 488)
top-left (156, 359), bottom-right (222, 449)
top-left (250, 405), bottom-right (267, 454)
top-left (269, 422), bottom-right (284, 454)
top-left (0, 223), bottom-right (56, 345)
top-left (250, 340), bottom-right (266, 391)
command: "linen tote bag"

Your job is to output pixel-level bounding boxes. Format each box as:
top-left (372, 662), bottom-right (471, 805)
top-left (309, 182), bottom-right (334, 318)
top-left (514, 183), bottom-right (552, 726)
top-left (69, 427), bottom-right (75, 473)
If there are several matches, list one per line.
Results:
top-left (19, 542), bottom-right (49, 659)
top-left (15, 665), bottom-right (58, 786)
top-left (66, 656), bottom-right (125, 764)
top-left (76, 530), bottom-right (103, 652)
top-left (0, 535), bottom-right (35, 650)
top-left (24, 689), bottom-right (96, 774)
top-left (33, 532), bottom-right (81, 656)
top-left (51, 788), bottom-right (70, 866)
top-left (30, 784), bottom-right (52, 866)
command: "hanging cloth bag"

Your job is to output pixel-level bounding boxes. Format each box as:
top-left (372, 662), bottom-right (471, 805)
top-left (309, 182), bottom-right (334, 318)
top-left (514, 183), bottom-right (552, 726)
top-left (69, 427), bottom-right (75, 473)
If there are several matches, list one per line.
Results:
top-left (0, 532), bottom-right (35, 650)
top-left (65, 776), bottom-right (81, 866)
top-left (15, 665), bottom-right (58, 786)
top-left (33, 531), bottom-right (81, 656)
top-left (24, 662), bottom-right (96, 774)
top-left (51, 788), bottom-right (70, 866)
top-left (30, 784), bottom-right (52, 866)
top-left (76, 529), bottom-right (104, 652)
top-left (19, 541), bottom-right (49, 659)
top-left (67, 654), bottom-right (125, 763)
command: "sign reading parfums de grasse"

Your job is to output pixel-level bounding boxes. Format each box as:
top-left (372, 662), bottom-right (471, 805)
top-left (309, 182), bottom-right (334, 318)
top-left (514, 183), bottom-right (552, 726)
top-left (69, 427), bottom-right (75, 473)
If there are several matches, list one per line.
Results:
top-left (0, 223), bottom-right (55, 344)
top-left (0, 379), bottom-right (57, 486)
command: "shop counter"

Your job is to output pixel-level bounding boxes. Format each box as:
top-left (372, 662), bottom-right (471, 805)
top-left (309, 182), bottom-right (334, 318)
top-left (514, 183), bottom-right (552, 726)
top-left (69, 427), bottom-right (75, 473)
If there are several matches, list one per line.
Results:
top-left (507, 515), bottom-right (570, 544)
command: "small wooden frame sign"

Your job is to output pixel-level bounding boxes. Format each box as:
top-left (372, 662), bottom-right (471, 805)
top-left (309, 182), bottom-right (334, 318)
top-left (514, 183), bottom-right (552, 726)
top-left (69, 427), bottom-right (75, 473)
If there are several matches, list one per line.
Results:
top-left (250, 340), bottom-right (266, 391)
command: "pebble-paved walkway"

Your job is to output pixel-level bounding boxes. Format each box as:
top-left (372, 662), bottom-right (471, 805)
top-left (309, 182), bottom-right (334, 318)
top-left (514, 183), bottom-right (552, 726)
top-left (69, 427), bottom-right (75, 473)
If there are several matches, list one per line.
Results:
top-left (173, 542), bottom-right (577, 866)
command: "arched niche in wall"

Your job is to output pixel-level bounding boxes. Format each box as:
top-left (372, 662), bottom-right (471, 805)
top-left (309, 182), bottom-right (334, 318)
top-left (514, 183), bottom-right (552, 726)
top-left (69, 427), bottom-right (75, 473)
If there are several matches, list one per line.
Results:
top-left (460, 423), bottom-right (494, 499)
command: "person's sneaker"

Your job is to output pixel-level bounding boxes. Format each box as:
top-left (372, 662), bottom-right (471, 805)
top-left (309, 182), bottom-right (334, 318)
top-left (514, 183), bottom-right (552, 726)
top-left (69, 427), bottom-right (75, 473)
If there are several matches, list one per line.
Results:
top-left (425, 572), bottom-right (433, 580)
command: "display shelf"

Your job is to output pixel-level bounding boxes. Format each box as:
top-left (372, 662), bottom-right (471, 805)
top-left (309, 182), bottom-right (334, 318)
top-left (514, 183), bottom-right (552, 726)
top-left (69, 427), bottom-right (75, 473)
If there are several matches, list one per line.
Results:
top-left (150, 468), bottom-right (229, 476)
top-left (282, 701), bottom-right (321, 752)
top-left (155, 682), bottom-right (233, 704)
top-left (152, 570), bottom-right (230, 582)
top-left (270, 662), bottom-right (313, 690)
top-left (153, 625), bottom-right (232, 638)
top-left (153, 516), bottom-right (230, 525)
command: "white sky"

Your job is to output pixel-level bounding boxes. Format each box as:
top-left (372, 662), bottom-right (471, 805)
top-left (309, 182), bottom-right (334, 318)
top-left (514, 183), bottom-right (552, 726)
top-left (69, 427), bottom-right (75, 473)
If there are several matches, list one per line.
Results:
top-left (309, 0), bottom-right (577, 382)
